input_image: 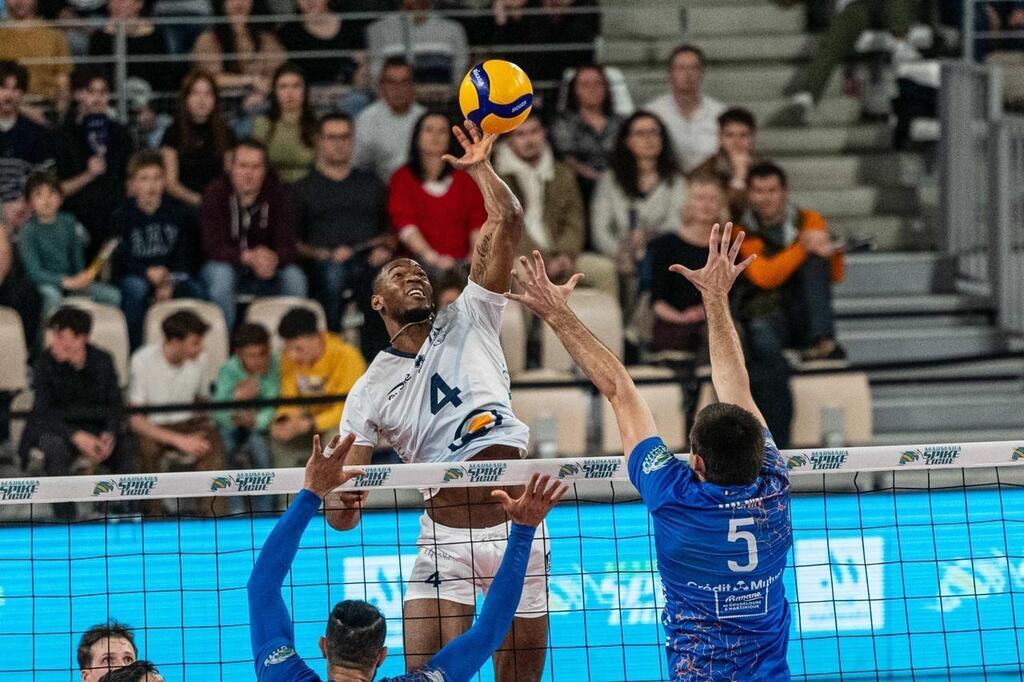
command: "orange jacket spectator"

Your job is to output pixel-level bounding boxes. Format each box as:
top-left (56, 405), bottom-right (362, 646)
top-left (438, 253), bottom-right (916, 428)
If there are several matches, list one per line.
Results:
top-left (737, 208), bottom-right (844, 290)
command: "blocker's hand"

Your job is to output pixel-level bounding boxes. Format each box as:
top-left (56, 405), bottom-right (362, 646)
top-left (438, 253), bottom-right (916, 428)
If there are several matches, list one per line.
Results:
top-left (669, 222), bottom-right (756, 299)
top-left (505, 250), bottom-right (584, 321)
top-left (491, 473), bottom-right (568, 527)
top-left (443, 119), bottom-right (497, 172)
top-left (303, 433), bottom-right (363, 499)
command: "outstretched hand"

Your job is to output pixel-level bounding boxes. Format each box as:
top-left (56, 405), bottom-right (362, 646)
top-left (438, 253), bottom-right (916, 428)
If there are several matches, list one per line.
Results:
top-left (303, 433), bottom-right (364, 499)
top-left (669, 222), bottom-right (756, 299)
top-left (443, 120), bottom-right (497, 172)
top-left (491, 473), bottom-right (568, 527)
top-left (504, 250), bottom-right (584, 320)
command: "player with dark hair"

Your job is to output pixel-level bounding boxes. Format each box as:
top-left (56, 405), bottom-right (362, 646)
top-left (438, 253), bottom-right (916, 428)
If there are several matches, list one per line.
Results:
top-left (508, 223), bottom-right (792, 680)
top-left (97, 660), bottom-right (162, 682)
top-left (247, 432), bottom-right (567, 681)
top-left (77, 621), bottom-right (137, 682)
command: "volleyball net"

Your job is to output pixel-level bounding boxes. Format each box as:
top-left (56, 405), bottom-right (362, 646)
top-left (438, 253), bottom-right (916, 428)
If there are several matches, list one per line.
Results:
top-left (1, 441), bottom-right (1023, 681)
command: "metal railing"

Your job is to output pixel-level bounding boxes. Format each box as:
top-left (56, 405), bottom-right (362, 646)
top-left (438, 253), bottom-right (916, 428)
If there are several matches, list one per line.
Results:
top-left (940, 60), bottom-right (1024, 334)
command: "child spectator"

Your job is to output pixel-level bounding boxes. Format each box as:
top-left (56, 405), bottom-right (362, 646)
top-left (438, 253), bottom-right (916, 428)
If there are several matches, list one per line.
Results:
top-left (270, 307), bottom-right (364, 468)
top-left (112, 151), bottom-right (206, 349)
top-left (18, 173), bottom-right (121, 319)
top-left (213, 323), bottom-right (278, 511)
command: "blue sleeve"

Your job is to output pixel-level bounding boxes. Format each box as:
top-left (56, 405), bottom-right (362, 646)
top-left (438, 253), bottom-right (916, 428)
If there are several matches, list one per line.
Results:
top-left (627, 436), bottom-right (693, 512)
top-left (248, 489), bottom-right (323, 681)
top-left (759, 428), bottom-right (788, 480)
top-left (422, 523), bottom-right (537, 682)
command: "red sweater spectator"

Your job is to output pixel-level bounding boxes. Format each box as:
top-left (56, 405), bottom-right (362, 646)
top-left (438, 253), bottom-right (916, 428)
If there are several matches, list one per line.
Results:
top-left (388, 165), bottom-right (486, 261)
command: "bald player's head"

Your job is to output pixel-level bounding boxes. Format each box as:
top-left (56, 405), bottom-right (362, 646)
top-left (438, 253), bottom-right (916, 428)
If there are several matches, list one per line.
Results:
top-left (371, 259), bottom-right (434, 326)
top-left (688, 403), bottom-right (765, 486)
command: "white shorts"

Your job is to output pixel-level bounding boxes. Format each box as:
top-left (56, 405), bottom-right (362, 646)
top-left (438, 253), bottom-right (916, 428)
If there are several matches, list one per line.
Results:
top-left (405, 513), bottom-right (550, 618)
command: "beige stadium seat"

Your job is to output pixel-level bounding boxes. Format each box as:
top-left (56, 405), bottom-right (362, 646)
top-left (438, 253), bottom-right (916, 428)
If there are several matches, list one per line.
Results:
top-left (143, 299), bottom-right (228, 388)
top-left (8, 389), bottom-right (33, 452)
top-left (602, 366), bottom-right (686, 454)
top-left (511, 373), bottom-right (590, 457)
top-left (696, 372), bottom-right (873, 448)
top-left (0, 307), bottom-right (28, 391)
top-left (542, 289), bottom-right (622, 372)
top-left (245, 297), bottom-right (327, 351)
top-left (500, 300), bottom-right (527, 377)
top-left (63, 299), bottom-right (130, 387)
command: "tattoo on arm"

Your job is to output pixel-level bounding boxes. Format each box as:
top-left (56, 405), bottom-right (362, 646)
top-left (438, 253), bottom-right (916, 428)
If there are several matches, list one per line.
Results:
top-left (470, 230), bottom-right (493, 283)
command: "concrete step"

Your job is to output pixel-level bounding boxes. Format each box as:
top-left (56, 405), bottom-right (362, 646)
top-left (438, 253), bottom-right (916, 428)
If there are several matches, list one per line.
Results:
top-left (871, 378), bottom-right (1024, 400)
top-left (789, 186), bottom-right (920, 218)
top-left (746, 96), bottom-right (861, 127)
top-left (838, 325), bottom-right (1006, 365)
top-left (836, 313), bottom-right (991, 333)
top-left (871, 428), bottom-right (1024, 445)
top-left (829, 215), bottom-right (911, 251)
top-left (673, 33), bottom-right (811, 63)
top-left (686, 4), bottom-right (804, 36)
top-left (600, 5), bottom-right (684, 39)
top-left (623, 64), bottom-right (838, 103)
top-left (780, 153), bottom-right (926, 189)
top-left (834, 294), bottom-right (992, 317)
top-left (835, 252), bottom-right (955, 297)
top-left (872, 391), bottom-right (1024, 432)
top-left (759, 124), bottom-right (891, 155)
top-left (866, 355), bottom-right (1024, 383)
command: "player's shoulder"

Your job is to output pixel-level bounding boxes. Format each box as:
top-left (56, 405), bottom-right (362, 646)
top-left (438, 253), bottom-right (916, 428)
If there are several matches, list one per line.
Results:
top-left (255, 642), bottom-right (321, 681)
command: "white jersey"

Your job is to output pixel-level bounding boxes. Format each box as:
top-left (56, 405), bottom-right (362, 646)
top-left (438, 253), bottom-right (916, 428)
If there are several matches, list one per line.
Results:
top-left (341, 280), bottom-right (530, 464)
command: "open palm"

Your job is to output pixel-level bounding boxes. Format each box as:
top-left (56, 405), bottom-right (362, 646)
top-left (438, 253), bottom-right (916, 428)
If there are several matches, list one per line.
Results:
top-left (443, 120), bottom-right (497, 171)
top-left (669, 222), bottom-right (756, 298)
top-left (505, 250), bottom-right (584, 320)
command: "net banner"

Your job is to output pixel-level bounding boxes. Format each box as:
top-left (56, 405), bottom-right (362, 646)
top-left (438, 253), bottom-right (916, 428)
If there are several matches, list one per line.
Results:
top-left (2, 440), bottom-right (1023, 503)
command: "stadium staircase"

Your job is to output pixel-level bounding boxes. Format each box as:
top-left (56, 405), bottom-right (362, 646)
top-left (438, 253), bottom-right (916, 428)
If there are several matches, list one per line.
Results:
top-left (600, 0), bottom-right (1024, 445)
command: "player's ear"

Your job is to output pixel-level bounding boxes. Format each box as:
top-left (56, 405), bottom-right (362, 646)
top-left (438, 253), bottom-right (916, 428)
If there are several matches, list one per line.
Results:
top-left (377, 646), bottom-right (388, 667)
top-left (318, 636), bottom-right (327, 658)
top-left (691, 453), bottom-right (705, 480)
top-left (371, 294), bottom-right (384, 312)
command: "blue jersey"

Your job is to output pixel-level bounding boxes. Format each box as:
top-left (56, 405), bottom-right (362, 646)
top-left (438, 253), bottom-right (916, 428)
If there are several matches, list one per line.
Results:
top-left (249, 489), bottom-right (536, 682)
top-left (628, 431), bottom-right (792, 681)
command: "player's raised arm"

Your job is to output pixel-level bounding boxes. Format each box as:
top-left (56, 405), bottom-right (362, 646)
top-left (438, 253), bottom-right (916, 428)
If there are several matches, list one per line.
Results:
top-left (670, 222), bottom-right (766, 426)
top-left (444, 120), bottom-right (524, 293)
top-left (506, 251), bottom-right (658, 459)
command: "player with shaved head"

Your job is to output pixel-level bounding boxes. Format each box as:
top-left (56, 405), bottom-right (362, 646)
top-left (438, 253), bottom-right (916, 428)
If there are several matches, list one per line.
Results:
top-left (326, 120), bottom-right (550, 681)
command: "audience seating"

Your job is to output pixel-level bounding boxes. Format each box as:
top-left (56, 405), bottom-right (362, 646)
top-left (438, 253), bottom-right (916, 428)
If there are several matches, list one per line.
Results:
top-left (143, 299), bottom-right (229, 388)
top-left (500, 300), bottom-right (527, 377)
top-left (601, 365), bottom-right (686, 454)
top-left (8, 389), bottom-right (33, 453)
top-left (245, 297), bottom-right (328, 351)
top-left (511, 369), bottom-right (590, 457)
top-left (0, 307), bottom-right (28, 393)
top-left (541, 289), bottom-right (623, 372)
top-left (696, 371), bottom-right (873, 448)
top-left (63, 299), bottom-right (131, 387)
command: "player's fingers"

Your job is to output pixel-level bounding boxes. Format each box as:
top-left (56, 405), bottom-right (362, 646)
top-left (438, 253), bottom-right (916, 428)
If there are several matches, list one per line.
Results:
top-left (565, 272), bottom-right (585, 292)
top-left (549, 482), bottom-right (569, 506)
top-left (441, 154), bottom-right (461, 168)
top-left (330, 433), bottom-right (357, 463)
top-left (341, 467), bottom-right (365, 483)
top-left (490, 489), bottom-right (513, 509)
top-left (465, 120), bottom-right (482, 143)
top-left (736, 253), bottom-right (758, 273)
top-left (532, 250), bottom-right (549, 282)
top-left (519, 255), bottom-right (538, 285)
top-left (728, 229), bottom-right (745, 262)
top-left (668, 264), bottom-right (695, 279)
top-left (720, 222), bottom-right (733, 257)
top-left (534, 473), bottom-right (551, 497)
top-left (503, 290), bottom-right (526, 303)
top-left (451, 124), bottom-right (471, 150)
top-left (312, 433), bottom-right (321, 457)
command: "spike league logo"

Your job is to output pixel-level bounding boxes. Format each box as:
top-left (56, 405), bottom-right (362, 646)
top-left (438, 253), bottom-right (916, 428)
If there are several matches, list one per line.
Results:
top-left (899, 445), bottom-right (961, 466)
top-left (209, 471), bottom-right (275, 493)
top-left (0, 479), bottom-right (39, 501)
top-left (1012, 447), bottom-right (1024, 462)
top-left (92, 475), bottom-right (158, 497)
top-left (786, 450), bottom-right (849, 471)
top-left (443, 462), bottom-right (508, 484)
top-left (558, 460), bottom-right (622, 480)
top-left (352, 468), bottom-right (392, 488)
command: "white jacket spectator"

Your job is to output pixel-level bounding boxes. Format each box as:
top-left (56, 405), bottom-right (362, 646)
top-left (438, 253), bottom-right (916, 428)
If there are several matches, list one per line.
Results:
top-left (366, 1), bottom-right (468, 87)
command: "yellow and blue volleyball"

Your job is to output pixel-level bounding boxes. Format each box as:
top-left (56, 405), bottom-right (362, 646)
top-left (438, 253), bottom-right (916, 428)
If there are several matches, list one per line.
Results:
top-left (459, 60), bottom-right (533, 135)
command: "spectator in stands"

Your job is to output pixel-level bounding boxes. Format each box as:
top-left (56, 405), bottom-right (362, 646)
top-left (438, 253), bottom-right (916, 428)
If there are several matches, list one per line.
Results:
top-left (591, 111), bottom-right (685, 304)
top-left (551, 64), bottom-right (624, 207)
top-left (252, 63), bottom-right (318, 184)
top-left (77, 621), bottom-right (138, 682)
top-left (190, 0), bottom-right (284, 105)
top-left (366, 0), bottom-right (468, 86)
top-left (785, 0), bottom-right (921, 121)
top-left (645, 174), bottom-right (725, 354)
top-left (57, 68), bottom-right (136, 253)
top-left (735, 162), bottom-right (846, 447)
top-left (645, 45), bottom-right (725, 174)
top-left (293, 113), bottom-right (391, 358)
top-left (21, 308), bottom-right (128, 519)
top-left (128, 310), bottom-right (226, 487)
top-left (271, 307), bottom-right (364, 467)
top-left (160, 70), bottom-right (235, 208)
top-left (18, 173), bottom-right (121, 319)
top-left (353, 57), bottom-right (426, 182)
top-left (0, 0), bottom-right (72, 108)
top-left (213, 323), bottom-right (277, 509)
top-left (0, 221), bottom-right (42, 350)
top-left (691, 107), bottom-right (761, 221)
top-left (0, 61), bottom-right (57, 231)
top-left (389, 112), bottom-right (487, 278)
top-left (87, 0), bottom-right (175, 93)
top-left (495, 111), bottom-right (617, 298)
top-left (112, 151), bottom-right (206, 349)
top-left (200, 138), bottom-right (307, 330)
top-left (276, 0), bottom-right (365, 88)
top-left (98, 661), bottom-right (163, 682)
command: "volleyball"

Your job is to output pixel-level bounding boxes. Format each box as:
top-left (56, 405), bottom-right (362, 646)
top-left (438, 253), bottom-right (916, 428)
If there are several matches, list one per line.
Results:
top-left (459, 60), bottom-right (534, 135)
